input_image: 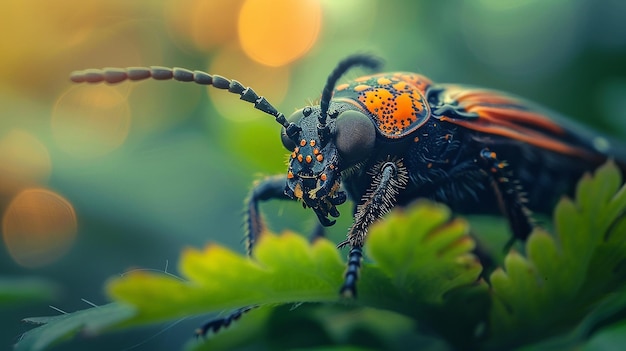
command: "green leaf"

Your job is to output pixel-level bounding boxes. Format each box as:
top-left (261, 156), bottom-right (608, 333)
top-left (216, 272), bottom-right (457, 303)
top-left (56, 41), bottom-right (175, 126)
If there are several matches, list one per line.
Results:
top-left (487, 161), bottom-right (626, 350)
top-left (17, 162), bottom-right (626, 350)
top-left (15, 303), bottom-right (135, 351)
top-left (104, 200), bottom-right (485, 348)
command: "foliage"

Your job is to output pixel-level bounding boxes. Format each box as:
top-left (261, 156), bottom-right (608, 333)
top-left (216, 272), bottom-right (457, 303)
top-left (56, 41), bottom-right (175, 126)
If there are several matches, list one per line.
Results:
top-left (15, 162), bottom-right (626, 350)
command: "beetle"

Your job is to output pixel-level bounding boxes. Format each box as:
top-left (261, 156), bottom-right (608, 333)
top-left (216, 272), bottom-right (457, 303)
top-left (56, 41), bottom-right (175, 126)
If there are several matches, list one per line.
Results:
top-left (70, 54), bottom-right (626, 334)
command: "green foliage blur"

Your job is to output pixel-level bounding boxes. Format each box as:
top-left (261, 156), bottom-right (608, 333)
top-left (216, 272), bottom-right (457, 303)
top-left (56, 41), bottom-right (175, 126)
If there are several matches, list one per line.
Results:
top-left (2, 0), bottom-right (626, 350)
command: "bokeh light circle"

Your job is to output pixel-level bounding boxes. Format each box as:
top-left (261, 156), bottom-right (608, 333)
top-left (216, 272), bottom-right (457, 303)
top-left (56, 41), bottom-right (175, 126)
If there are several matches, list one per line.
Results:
top-left (3, 188), bottom-right (78, 268)
top-left (52, 85), bottom-right (131, 159)
top-left (238, 0), bottom-right (322, 67)
top-left (165, 0), bottom-right (244, 52)
top-left (0, 130), bottom-right (51, 195)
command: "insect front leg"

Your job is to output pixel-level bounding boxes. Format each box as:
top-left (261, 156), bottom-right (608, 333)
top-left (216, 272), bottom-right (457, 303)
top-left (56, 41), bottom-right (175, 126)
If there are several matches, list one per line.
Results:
top-left (246, 174), bottom-right (293, 255)
top-left (478, 148), bottom-right (534, 248)
top-left (338, 159), bottom-right (409, 297)
top-left (197, 175), bottom-right (291, 338)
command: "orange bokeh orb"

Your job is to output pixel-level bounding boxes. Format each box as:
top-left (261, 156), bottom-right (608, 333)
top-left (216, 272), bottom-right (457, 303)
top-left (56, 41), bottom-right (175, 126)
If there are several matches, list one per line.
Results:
top-left (3, 188), bottom-right (78, 268)
top-left (238, 0), bottom-right (322, 67)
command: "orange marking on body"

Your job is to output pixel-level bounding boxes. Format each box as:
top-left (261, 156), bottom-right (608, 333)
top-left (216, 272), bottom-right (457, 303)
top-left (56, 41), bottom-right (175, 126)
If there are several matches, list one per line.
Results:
top-left (395, 93), bottom-right (415, 119)
top-left (320, 173), bottom-right (327, 181)
top-left (313, 148), bottom-right (319, 155)
top-left (310, 139), bottom-right (316, 147)
top-left (354, 84), bottom-right (371, 92)
top-left (452, 89), bottom-right (519, 105)
top-left (355, 75), bottom-right (373, 82)
top-left (287, 171), bottom-right (294, 179)
top-left (392, 81), bottom-right (410, 92)
top-left (297, 154), bottom-right (303, 162)
top-left (316, 154), bottom-right (323, 162)
top-left (427, 162), bottom-right (433, 168)
top-left (394, 73), bottom-right (432, 91)
top-left (305, 155), bottom-right (312, 163)
top-left (335, 83), bottom-right (349, 91)
top-left (300, 139), bottom-right (306, 147)
top-left (377, 77), bottom-right (392, 85)
top-left (469, 106), bottom-right (565, 135)
top-left (439, 116), bottom-right (600, 160)
top-left (291, 152), bottom-right (297, 159)
top-left (294, 183), bottom-right (303, 199)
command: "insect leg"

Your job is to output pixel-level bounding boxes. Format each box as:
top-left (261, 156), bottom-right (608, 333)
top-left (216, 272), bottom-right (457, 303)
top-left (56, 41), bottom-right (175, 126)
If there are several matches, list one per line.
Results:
top-left (195, 306), bottom-right (257, 338)
top-left (338, 159), bottom-right (409, 297)
top-left (245, 174), bottom-right (291, 255)
top-left (478, 149), bottom-right (534, 247)
top-left (197, 175), bottom-right (290, 338)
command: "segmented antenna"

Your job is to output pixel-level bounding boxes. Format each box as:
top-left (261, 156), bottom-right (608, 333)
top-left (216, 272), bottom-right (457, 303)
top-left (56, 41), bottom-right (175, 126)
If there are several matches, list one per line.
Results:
top-left (319, 55), bottom-right (383, 126)
top-left (69, 66), bottom-right (300, 137)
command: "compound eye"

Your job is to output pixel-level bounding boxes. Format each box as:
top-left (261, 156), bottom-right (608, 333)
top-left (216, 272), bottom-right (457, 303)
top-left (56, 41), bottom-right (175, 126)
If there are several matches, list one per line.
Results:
top-left (335, 110), bottom-right (375, 163)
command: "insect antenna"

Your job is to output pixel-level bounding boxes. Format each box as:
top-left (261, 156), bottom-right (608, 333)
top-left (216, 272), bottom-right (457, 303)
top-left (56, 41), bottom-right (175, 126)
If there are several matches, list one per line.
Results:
top-left (69, 66), bottom-right (301, 138)
top-left (319, 54), bottom-right (383, 127)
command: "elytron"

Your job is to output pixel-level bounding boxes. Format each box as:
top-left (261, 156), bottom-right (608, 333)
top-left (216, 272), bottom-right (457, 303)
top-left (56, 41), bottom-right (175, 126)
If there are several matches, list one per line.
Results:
top-left (71, 54), bottom-right (625, 333)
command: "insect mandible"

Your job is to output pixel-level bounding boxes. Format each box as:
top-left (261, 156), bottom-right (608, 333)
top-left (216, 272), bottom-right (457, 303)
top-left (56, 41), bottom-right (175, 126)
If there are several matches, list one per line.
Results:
top-left (70, 53), bottom-right (626, 323)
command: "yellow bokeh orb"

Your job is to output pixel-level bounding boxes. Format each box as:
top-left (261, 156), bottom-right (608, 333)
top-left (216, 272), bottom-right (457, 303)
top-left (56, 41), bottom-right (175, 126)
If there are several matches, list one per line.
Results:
top-left (238, 0), bottom-right (322, 67)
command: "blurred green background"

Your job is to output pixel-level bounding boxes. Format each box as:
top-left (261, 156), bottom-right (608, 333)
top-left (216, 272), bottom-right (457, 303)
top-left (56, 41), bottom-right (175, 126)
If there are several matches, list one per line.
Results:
top-left (1, 0), bottom-right (626, 349)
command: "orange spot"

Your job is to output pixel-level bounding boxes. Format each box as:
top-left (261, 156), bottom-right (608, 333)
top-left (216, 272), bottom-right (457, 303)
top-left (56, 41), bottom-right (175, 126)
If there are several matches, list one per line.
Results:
top-left (294, 147), bottom-right (300, 153)
top-left (305, 155), bottom-right (312, 163)
top-left (238, 0), bottom-right (321, 67)
top-left (427, 163), bottom-right (433, 168)
top-left (335, 83), bottom-right (349, 91)
top-left (313, 148), bottom-right (320, 155)
top-left (297, 154), bottom-right (304, 162)
top-left (354, 84), bottom-right (371, 92)
top-left (395, 73), bottom-right (432, 91)
top-left (395, 93), bottom-right (415, 119)
top-left (300, 139), bottom-right (307, 147)
top-left (294, 183), bottom-right (303, 199)
top-left (310, 139), bottom-right (316, 147)
top-left (320, 173), bottom-right (327, 181)
top-left (377, 77), bottom-right (392, 85)
top-left (291, 152), bottom-right (297, 159)
top-left (355, 76), bottom-right (372, 82)
top-left (287, 171), bottom-right (294, 179)
top-left (3, 188), bottom-right (77, 268)
top-left (316, 154), bottom-right (323, 162)
top-left (359, 87), bottom-right (426, 136)
top-left (414, 136), bottom-right (420, 142)
top-left (392, 81), bottom-right (410, 91)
